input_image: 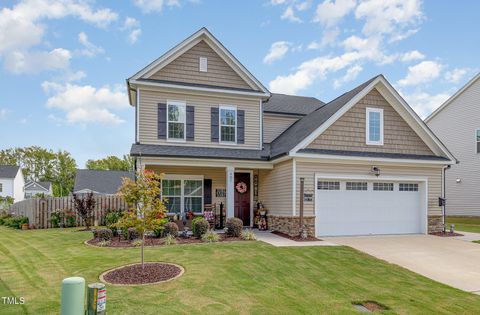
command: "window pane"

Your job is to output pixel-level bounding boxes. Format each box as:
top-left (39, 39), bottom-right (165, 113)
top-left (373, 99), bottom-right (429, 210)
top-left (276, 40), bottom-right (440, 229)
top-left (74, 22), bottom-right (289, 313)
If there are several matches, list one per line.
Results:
top-left (369, 111), bottom-right (381, 142)
top-left (221, 126), bottom-right (235, 142)
top-left (168, 104), bottom-right (185, 122)
top-left (477, 130), bottom-right (480, 141)
top-left (165, 197), bottom-right (181, 213)
top-left (399, 183), bottom-right (418, 192)
top-left (317, 181), bottom-right (340, 190)
top-left (346, 182), bottom-right (368, 191)
top-left (373, 182), bottom-right (394, 191)
top-left (162, 180), bottom-right (181, 196)
top-left (184, 197), bottom-right (202, 213)
top-left (168, 122), bottom-right (185, 139)
top-left (184, 180), bottom-right (202, 196)
top-left (220, 109), bottom-right (236, 126)
top-left (477, 142), bottom-right (480, 154)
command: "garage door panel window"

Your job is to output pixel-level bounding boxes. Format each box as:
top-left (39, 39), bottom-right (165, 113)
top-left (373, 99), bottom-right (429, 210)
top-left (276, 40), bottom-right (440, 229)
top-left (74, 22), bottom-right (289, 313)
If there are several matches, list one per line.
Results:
top-left (346, 182), bottom-right (368, 191)
top-left (317, 181), bottom-right (340, 190)
top-left (373, 182), bottom-right (394, 191)
top-left (399, 183), bottom-right (419, 191)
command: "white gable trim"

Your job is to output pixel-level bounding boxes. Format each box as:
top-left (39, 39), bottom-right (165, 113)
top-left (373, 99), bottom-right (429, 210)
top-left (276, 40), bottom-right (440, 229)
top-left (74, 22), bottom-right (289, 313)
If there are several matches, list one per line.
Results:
top-left (290, 76), bottom-right (456, 163)
top-left (129, 28), bottom-right (269, 95)
top-left (425, 72), bottom-right (480, 123)
top-left (25, 181), bottom-right (49, 192)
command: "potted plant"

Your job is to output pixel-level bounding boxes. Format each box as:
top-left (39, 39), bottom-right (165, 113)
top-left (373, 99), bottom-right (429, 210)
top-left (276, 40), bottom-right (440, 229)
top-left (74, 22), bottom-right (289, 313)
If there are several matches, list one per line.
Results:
top-left (21, 223), bottom-right (29, 230)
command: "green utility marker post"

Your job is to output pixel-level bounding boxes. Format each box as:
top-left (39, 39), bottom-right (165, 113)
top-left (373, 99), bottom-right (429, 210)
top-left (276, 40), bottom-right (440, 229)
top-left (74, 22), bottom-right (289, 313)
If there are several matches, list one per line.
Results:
top-left (87, 283), bottom-right (107, 315)
top-left (60, 277), bottom-right (85, 315)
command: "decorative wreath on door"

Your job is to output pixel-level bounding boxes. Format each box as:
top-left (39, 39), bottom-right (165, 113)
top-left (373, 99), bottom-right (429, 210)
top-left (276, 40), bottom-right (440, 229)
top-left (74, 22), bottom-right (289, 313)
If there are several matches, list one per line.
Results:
top-left (235, 182), bottom-right (248, 194)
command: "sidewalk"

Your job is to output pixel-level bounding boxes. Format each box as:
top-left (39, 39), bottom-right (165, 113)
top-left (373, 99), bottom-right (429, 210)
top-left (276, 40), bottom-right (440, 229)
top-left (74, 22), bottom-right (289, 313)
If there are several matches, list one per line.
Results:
top-left (255, 230), bottom-right (338, 247)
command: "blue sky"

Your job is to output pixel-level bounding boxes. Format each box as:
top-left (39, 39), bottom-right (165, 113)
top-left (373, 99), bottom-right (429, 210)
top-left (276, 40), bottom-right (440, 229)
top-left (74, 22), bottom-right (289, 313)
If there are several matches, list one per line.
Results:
top-left (0, 0), bottom-right (479, 167)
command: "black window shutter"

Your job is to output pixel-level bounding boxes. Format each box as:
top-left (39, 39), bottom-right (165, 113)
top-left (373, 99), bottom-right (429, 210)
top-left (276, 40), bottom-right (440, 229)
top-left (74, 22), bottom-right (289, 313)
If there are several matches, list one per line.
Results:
top-left (203, 179), bottom-right (212, 204)
top-left (211, 107), bottom-right (219, 142)
top-left (186, 105), bottom-right (195, 141)
top-left (237, 109), bottom-right (245, 144)
top-left (157, 103), bottom-right (167, 139)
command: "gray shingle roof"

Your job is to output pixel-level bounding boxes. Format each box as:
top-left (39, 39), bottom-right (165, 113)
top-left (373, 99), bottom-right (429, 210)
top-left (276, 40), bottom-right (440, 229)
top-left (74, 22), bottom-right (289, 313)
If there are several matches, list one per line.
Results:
top-left (0, 165), bottom-right (20, 178)
top-left (25, 180), bottom-right (52, 191)
top-left (262, 93), bottom-right (325, 116)
top-left (74, 169), bottom-right (134, 195)
top-left (269, 75), bottom-right (381, 158)
top-left (298, 148), bottom-right (450, 161)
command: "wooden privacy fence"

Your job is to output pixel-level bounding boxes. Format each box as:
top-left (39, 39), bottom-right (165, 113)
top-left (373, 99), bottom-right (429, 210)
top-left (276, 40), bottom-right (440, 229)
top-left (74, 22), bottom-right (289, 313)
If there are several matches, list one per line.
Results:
top-left (8, 195), bottom-right (129, 229)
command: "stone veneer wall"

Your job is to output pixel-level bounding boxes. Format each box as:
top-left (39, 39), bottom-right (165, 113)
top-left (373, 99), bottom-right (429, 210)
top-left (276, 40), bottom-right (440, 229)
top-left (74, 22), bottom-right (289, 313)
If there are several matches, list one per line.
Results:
top-left (428, 215), bottom-right (444, 233)
top-left (268, 215), bottom-right (315, 237)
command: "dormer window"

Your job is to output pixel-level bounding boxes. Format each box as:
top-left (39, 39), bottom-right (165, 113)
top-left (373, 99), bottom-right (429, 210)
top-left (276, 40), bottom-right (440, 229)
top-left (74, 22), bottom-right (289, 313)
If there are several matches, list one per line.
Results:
top-left (199, 57), bottom-right (207, 72)
top-left (366, 107), bottom-right (384, 145)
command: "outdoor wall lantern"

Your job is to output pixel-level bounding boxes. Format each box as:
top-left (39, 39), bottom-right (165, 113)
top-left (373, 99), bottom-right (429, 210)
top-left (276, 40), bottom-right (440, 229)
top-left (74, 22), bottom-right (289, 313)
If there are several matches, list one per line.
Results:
top-left (371, 166), bottom-right (380, 177)
top-left (456, 178), bottom-right (461, 183)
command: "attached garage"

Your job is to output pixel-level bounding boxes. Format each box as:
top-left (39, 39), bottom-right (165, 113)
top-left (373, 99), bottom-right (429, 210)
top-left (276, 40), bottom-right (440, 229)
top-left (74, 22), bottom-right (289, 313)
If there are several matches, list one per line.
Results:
top-left (315, 176), bottom-right (428, 237)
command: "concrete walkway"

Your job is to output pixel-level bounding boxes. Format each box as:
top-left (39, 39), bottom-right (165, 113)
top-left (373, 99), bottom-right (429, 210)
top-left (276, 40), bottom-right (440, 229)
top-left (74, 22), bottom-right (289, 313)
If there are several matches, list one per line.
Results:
top-left (453, 231), bottom-right (480, 242)
top-left (256, 231), bottom-right (338, 247)
top-left (325, 234), bottom-right (480, 293)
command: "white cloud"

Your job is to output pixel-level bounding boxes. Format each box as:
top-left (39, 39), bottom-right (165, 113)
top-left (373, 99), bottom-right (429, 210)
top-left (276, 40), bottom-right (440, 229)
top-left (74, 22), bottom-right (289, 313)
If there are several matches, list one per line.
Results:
top-left (281, 6), bottom-right (302, 23)
top-left (445, 68), bottom-right (469, 83)
top-left (334, 65), bottom-right (363, 88)
top-left (42, 81), bottom-right (128, 125)
top-left (122, 17), bottom-right (142, 44)
top-left (296, 0), bottom-right (312, 11)
top-left (4, 48), bottom-right (71, 74)
top-left (400, 50), bottom-right (425, 62)
top-left (133, 0), bottom-right (181, 13)
top-left (0, 108), bottom-right (8, 120)
top-left (314, 0), bottom-right (356, 27)
top-left (78, 32), bottom-right (104, 57)
top-left (398, 60), bottom-right (442, 86)
top-left (308, 28), bottom-right (340, 50)
top-left (401, 90), bottom-right (451, 118)
top-left (263, 41), bottom-right (291, 64)
top-left (0, 0), bottom-right (118, 73)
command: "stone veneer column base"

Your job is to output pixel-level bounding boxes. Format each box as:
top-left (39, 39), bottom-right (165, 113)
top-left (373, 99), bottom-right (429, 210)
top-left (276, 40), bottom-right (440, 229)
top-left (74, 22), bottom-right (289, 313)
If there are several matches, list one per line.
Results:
top-left (268, 215), bottom-right (316, 237)
top-left (428, 215), bottom-right (444, 233)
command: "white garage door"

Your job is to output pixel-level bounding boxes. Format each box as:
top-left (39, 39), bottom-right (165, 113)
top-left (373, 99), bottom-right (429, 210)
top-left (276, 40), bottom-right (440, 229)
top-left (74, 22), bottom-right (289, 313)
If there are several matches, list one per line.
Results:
top-left (315, 179), bottom-right (425, 236)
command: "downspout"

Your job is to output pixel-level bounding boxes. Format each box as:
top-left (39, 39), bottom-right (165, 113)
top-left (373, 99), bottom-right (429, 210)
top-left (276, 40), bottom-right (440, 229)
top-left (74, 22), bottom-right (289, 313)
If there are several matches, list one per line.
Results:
top-left (442, 164), bottom-right (450, 232)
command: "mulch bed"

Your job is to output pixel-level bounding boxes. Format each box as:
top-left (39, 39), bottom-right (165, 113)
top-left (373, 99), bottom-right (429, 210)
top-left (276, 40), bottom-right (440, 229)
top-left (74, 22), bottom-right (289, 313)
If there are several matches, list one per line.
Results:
top-left (353, 300), bottom-right (388, 312)
top-left (87, 234), bottom-right (244, 248)
top-left (429, 231), bottom-right (464, 237)
top-left (101, 262), bottom-right (183, 285)
top-left (272, 230), bottom-right (322, 242)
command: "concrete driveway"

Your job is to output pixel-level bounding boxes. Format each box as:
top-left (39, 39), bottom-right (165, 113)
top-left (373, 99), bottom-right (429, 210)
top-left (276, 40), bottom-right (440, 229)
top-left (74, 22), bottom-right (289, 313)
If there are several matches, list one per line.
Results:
top-left (326, 234), bottom-right (480, 293)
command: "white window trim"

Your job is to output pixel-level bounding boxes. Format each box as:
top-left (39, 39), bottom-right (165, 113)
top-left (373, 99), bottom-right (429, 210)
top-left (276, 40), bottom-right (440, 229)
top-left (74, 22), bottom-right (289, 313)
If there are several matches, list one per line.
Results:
top-left (475, 128), bottom-right (480, 154)
top-left (366, 107), bottom-right (384, 145)
top-left (199, 57), bottom-right (207, 72)
top-left (166, 100), bottom-right (186, 142)
top-left (161, 174), bottom-right (204, 215)
top-left (219, 105), bottom-right (237, 145)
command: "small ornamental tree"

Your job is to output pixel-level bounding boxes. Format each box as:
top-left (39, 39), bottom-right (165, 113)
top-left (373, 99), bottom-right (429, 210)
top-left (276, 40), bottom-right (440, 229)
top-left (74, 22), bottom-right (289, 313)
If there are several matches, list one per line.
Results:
top-left (116, 170), bottom-right (167, 269)
top-left (72, 192), bottom-right (96, 230)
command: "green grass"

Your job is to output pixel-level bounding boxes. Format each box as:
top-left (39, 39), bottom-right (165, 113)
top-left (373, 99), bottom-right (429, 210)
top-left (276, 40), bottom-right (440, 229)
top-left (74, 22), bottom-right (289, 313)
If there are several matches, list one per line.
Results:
top-left (1, 228), bottom-right (480, 314)
top-left (472, 240), bottom-right (480, 244)
top-left (446, 216), bottom-right (480, 233)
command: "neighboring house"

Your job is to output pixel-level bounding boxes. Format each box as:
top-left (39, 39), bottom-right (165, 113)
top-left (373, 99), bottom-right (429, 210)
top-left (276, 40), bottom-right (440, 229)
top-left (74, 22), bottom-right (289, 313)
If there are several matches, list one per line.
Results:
top-left (127, 28), bottom-right (455, 236)
top-left (0, 165), bottom-right (25, 203)
top-left (24, 180), bottom-right (53, 198)
top-left (73, 169), bottom-right (134, 195)
top-left (426, 73), bottom-right (480, 216)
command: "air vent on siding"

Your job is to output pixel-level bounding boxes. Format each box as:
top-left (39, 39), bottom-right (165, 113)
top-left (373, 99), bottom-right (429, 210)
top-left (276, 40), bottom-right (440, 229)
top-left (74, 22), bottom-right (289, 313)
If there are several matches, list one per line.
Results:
top-left (199, 57), bottom-right (208, 72)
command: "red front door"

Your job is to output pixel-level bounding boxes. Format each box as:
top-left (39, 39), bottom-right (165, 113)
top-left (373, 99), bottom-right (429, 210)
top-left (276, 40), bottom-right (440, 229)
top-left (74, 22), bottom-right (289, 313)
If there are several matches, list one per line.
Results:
top-left (234, 173), bottom-right (250, 226)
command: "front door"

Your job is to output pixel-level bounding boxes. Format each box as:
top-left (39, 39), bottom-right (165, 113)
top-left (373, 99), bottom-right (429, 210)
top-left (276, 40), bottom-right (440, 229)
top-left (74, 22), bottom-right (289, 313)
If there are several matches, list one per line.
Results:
top-left (234, 172), bottom-right (250, 226)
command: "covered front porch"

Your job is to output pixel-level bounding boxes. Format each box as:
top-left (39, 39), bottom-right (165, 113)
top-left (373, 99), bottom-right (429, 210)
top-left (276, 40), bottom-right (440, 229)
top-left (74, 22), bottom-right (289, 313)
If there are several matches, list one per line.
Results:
top-left (138, 157), bottom-right (273, 227)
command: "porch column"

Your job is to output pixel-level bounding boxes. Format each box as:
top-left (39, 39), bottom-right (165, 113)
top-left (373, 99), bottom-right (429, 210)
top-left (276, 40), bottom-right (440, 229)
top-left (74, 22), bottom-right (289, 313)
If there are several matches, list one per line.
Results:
top-left (226, 166), bottom-right (235, 218)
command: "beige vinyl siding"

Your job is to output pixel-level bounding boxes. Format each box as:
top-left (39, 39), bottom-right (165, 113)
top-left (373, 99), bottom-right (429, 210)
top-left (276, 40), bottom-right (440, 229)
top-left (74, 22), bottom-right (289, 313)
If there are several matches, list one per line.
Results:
top-left (307, 88), bottom-right (434, 155)
top-left (263, 114), bottom-right (299, 143)
top-left (258, 160), bottom-right (292, 216)
top-left (427, 76), bottom-right (480, 215)
top-left (148, 40), bottom-right (253, 91)
top-left (139, 88), bottom-right (261, 149)
top-left (147, 165), bottom-right (227, 206)
top-left (295, 161), bottom-right (443, 217)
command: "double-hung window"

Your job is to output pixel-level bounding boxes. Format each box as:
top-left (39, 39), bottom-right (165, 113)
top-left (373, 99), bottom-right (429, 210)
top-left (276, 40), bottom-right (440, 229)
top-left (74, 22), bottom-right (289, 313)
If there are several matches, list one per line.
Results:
top-left (167, 101), bottom-right (186, 140)
top-left (366, 108), bottom-right (384, 145)
top-left (162, 176), bottom-right (203, 215)
top-left (476, 129), bottom-right (480, 153)
top-left (219, 106), bottom-right (236, 143)
top-left (0, 183), bottom-right (2, 192)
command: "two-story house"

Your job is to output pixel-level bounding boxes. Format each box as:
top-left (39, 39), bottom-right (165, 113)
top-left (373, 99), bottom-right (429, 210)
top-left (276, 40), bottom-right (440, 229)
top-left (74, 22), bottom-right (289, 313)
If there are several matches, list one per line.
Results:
top-left (24, 180), bottom-right (53, 198)
top-left (127, 28), bottom-right (456, 237)
top-left (426, 72), bottom-right (480, 216)
top-left (0, 165), bottom-right (25, 206)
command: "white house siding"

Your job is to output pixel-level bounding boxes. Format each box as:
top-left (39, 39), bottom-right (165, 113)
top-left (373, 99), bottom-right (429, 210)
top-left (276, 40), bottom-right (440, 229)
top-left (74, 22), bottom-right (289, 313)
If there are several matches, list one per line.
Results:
top-left (0, 178), bottom-right (14, 199)
top-left (427, 76), bottom-right (480, 216)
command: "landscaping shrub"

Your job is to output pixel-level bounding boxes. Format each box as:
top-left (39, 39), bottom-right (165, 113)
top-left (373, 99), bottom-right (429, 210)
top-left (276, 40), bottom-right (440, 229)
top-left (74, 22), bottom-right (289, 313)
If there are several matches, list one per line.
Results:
top-left (193, 217), bottom-right (209, 238)
top-left (105, 211), bottom-right (121, 226)
top-left (163, 222), bottom-right (179, 237)
top-left (127, 227), bottom-right (140, 240)
top-left (241, 229), bottom-right (257, 241)
top-left (50, 210), bottom-right (62, 228)
top-left (4, 215), bottom-right (29, 229)
top-left (226, 218), bottom-right (243, 237)
top-left (131, 239), bottom-right (143, 247)
top-left (0, 212), bottom-right (12, 225)
top-left (93, 228), bottom-right (113, 241)
top-left (98, 240), bottom-right (111, 247)
top-left (65, 212), bottom-right (76, 228)
top-left (164, 234), bottom-right (177, 245)
top-left (201, 230), bottom-right (220, 243)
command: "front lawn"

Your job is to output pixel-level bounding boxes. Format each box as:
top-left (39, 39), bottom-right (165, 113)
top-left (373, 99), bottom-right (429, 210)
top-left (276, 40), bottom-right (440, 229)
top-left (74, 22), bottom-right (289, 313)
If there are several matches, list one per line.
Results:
top-left (1, 228), bottom-right (480, 314)
top-left (446, 216), bottom-right (480, 233)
